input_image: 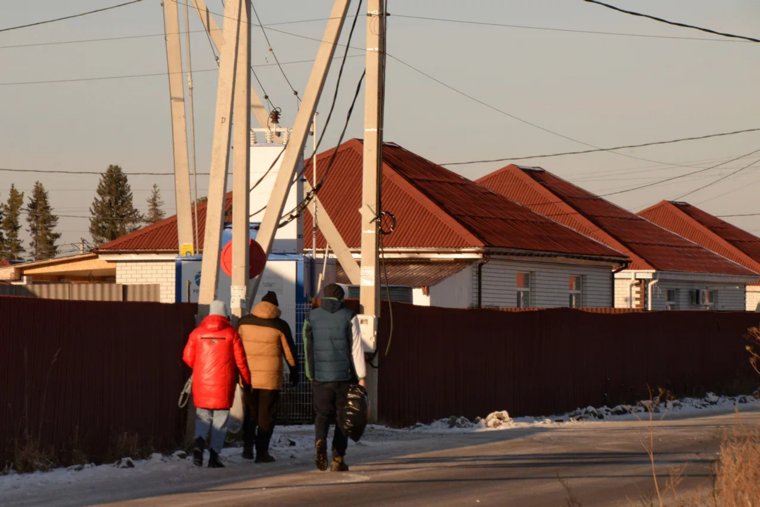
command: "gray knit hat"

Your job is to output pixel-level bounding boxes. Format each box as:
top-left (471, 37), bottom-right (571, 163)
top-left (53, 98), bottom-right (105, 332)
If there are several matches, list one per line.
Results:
top-left (209, 300), bottom-right (227, 317)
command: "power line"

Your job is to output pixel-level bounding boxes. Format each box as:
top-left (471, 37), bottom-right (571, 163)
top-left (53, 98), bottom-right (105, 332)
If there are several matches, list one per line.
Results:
top-left (250, 2), bottom-right (301, 105)
top-left (583, 0), bottom-right (760, 43)
top-left (0, 0), bottom-right (143, 33)
top-left (600, 147), bottom-right (760, 197)
top-left (0, 167), bottom-right (184, 176)
top-left (392, 13), bottom-right (748, 44)
top-left (673, 157), bottom-right (760, 200)
top-left (716, 213), bottom-right (760, 218)
top-left (441, 127), bottom-right (760, 165)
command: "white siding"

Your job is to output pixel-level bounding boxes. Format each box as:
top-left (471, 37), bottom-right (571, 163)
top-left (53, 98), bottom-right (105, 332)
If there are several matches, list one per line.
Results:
top-left (116, 260), bottom-right (176, 303)
top-left (747, 284), bottom-right (760, 312)
top-left (615, 278), bottom-right (644, 309)
top-left (475, 258), bottom-right (612, 308)
top-left (424, 265), bottom-right (474, 308)
top-left (645, 279), bottom-right (745, 311)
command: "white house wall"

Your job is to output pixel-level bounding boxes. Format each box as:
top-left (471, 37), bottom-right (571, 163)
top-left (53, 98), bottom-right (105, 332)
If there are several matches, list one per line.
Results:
top-left (615, 274), bottom-right (748, 311)
top-left (116, 260), bottom-right (176, 303)
top-left (747, 284), bottom-right (760, 312)
top-left (472, 258), bottom-right (612, 309)
top-left (416, 265), bottom-right (474, 308)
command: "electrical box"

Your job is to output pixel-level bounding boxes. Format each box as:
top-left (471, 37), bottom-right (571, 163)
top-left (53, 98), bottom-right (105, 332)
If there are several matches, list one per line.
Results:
top-left (357, 314), bottom-right (377, 353)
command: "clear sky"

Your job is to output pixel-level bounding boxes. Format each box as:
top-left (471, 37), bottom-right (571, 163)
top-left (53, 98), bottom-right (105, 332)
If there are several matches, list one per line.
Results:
top-left (2, 0), bottom-right (759, 255)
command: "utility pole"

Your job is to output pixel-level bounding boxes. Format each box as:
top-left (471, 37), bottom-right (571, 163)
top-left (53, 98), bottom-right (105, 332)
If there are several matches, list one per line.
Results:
top-left (230, 0), bottom-right (251, 319)
top-left (359, 0), bottom-right (386, 420)
top-left (197, 0), bottom-right (244, 308)
top-left (162, 0), bottom-right (195, 256)
top-left (246, 0), bottom-right (351, 308)
top-left (359, 0), bottom-right (386, 343)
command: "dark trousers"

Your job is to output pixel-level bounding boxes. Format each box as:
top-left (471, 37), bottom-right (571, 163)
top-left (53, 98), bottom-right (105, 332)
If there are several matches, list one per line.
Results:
top-left (312, 381), bottom-right (349, 457)
top-left (242, 389), bottom-right (280, 454)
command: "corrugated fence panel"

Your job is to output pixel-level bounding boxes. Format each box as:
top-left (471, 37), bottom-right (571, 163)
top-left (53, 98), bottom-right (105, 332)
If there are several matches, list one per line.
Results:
top-left (0, 296), bottom-right (196, 467)
top-left (0, 284), bottom-right (160, 302)
top-left (377, 304), bottom-right (760, 427)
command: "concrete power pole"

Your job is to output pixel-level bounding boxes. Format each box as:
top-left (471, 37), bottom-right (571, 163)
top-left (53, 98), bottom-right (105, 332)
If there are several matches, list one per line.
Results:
top-left (162, 0), bottom-right (195, 256)
top-left (246, 0), bottom-right (351, 308)
top-left (230, 0), bottom-right (251, 319)
top-left (197, 0), bottom-right (245, 309)
top-left (359, 0), bottom-right (387, 420)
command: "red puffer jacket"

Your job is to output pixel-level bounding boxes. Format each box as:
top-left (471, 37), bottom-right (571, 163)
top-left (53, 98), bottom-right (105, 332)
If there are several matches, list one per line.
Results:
top-left (183, 314), bottom-right (251, 410)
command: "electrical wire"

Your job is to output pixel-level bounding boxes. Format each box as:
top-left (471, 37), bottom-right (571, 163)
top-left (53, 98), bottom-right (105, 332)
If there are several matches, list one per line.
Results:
top-left (441, 127), bottom-right (760, 165)
top-left (391, 13), bottom-right (748, 44)
top-left (673, 157), bottom-right (760, 200)
top-left (0, 0), bottom-right (143, 33)
top-left (250, 1), bottom-right (301, 105)
top-left (600, 147), bottom-right (760, 197)
top-left (583, 0), bottom-right (760, 43)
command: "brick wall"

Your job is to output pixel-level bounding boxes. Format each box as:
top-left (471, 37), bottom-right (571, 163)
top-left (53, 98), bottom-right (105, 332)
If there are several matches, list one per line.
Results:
top-left (116, 260), bottom-right (176, 303)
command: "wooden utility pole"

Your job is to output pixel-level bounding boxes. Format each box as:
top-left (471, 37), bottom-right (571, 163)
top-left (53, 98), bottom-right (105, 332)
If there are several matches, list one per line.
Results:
top-left (359, 0), bottom-right (386, 346)
top-left (230, 0), bottom-right (251, 319)
top-left (246, 0), bottom-right (351, 308)
top-left (197, 0), bottom-right (244, 308)
top-left (162, 0), bottom-right (195, 256)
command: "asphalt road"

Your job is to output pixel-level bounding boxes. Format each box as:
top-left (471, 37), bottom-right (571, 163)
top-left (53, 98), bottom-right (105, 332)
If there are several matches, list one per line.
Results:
top-left (88, 408), bottom-right (759, 507)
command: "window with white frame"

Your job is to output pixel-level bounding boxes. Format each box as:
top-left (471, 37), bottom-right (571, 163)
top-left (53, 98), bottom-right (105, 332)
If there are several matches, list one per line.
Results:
top-left (665, 288), bottom-right (679, 310)
top-left (516, 272), bottom-right (532, 308)
top-left (568, 275), bottom-right (583, 308)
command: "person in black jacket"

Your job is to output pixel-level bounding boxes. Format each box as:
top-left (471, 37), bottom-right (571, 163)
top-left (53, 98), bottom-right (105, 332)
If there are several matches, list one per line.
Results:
top-left (303, 283), bottom-right (366, 472)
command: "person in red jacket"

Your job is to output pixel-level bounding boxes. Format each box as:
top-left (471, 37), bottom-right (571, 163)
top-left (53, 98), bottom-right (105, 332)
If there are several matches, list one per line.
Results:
top-left (183, 300), bottom-right (251, 468)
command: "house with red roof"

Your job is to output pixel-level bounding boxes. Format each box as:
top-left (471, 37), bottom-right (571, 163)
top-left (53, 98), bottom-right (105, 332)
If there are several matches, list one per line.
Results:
top-left (639, 200), bottom-right (760, 311)
top-left (302, 140), bottom-right (628, 308)
top-left (477, 165), bottom-right (757, 311)
top-left (95, 140), bottom-right (629, 309)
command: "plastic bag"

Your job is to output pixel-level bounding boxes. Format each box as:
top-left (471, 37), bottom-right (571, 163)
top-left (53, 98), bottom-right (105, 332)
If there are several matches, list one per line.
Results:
top-left (178, 375), bottom-right (192, 408)
top-left (338, 384), bottom-right (369, 442)
top-left (225, 384), bottom-right (245, 434)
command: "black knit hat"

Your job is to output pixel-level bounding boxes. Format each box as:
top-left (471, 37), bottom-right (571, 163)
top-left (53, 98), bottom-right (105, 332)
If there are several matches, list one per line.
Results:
top-left (322, 283), bottom-right (345, 300)
top-left (261, 291), bottom-right (279, 306)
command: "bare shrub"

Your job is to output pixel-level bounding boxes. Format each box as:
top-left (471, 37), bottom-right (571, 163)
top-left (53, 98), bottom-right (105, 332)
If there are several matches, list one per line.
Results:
top-left (746, 324), bottom-right (760, 375)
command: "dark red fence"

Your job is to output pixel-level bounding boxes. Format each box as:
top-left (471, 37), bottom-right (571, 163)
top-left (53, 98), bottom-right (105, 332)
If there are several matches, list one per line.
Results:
top-left (376, 304), bottom-right (760, 427)
top-left (0, 296), bottom-right (197, 468)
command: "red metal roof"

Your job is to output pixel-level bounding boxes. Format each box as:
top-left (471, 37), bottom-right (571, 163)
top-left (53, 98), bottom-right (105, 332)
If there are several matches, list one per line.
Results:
top-left (477, 165), bottom-right (754, 276)
top-left (96, 195), bottom-right (232, 252)
top-left (639, 200), bottom-right (760, 278)
top-left (304, 140), bottom-right (626, 260)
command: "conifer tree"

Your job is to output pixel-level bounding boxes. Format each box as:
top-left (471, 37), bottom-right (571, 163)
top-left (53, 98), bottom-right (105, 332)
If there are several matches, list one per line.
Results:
top-left (0, 184), bottom-right (25, 260)
top-left (26, 181), bottom-right (60, 260)
top-left (89, 164), bottom-right (143, 245)
top-left (144, 184), bottom-right (166, 224)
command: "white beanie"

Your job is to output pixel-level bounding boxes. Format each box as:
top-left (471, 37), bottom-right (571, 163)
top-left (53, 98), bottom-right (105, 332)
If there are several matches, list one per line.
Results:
top-left (209, 300), bottom-right (227, 317)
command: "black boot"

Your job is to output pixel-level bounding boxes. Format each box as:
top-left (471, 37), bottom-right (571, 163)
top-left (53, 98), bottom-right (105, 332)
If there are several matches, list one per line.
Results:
top-left (192, 437), bottom-right (204, 467)
top-left (315, 439), bottom-right (328, 471)
top-left (241, 445), bottom-right (254, 460)
top-left (330, 454), bottom-right (349, 472)
top-left (208, 449), bottom-right (225, 468)
top-left (254, 430), bottom-right (275, 463)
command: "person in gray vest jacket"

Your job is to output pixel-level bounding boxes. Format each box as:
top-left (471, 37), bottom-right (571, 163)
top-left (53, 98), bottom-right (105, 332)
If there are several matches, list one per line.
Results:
top-left (303, 283), bottom-right (366, 472)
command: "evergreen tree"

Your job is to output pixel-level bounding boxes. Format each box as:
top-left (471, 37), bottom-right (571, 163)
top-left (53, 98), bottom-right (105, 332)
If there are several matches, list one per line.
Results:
top-left (89, 164), bottom-right (143, 245)
top-left (0, 184), bottom-right (25, 260)
top-left (26, 181), bottom-right (60, 260)
top-left (144, 184), bottom-right (166, 224)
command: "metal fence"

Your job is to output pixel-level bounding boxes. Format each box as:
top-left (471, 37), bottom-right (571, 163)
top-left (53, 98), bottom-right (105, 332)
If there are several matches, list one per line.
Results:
top-left (0, 283), bottom-right (160, 302)
top-left (277, 302), bottom-right (314, 424)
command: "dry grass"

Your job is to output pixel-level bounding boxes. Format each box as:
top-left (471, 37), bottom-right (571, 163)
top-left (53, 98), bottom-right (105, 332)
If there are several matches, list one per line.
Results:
top-left (712, 430), bottom-right (760, 506)
top-left (13, 436), bottom-right (56, 474)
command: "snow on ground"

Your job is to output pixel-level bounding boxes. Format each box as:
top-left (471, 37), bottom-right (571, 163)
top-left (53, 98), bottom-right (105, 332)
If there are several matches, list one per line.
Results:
top-left (1, 392), bottom-right (758, 496)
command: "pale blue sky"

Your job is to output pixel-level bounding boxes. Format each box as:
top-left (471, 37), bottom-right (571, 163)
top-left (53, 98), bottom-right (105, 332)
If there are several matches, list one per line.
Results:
top-left (2, 0), bottom-right (759, 253)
